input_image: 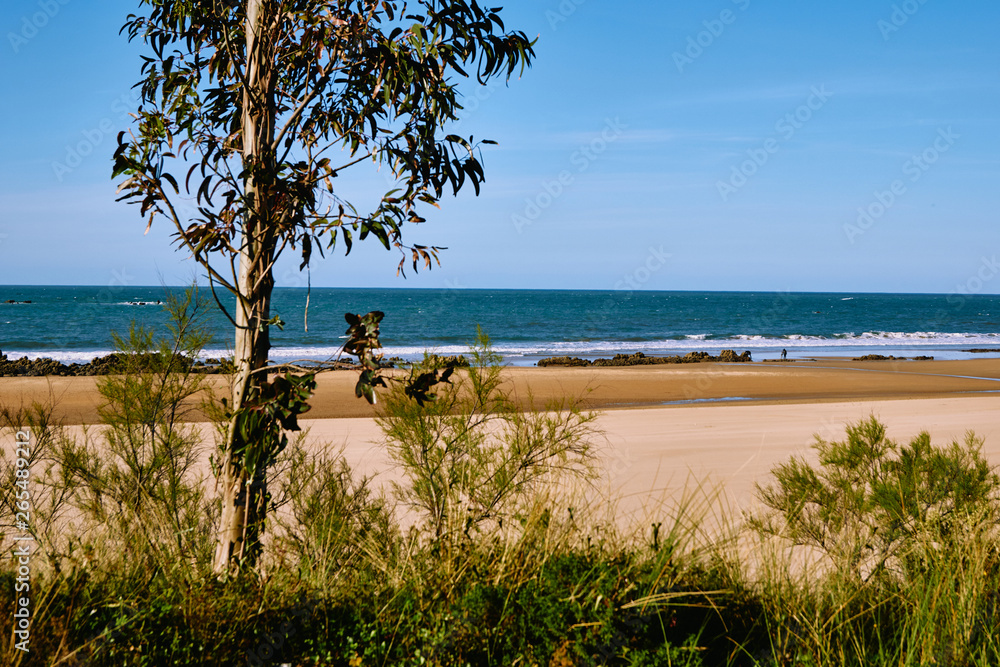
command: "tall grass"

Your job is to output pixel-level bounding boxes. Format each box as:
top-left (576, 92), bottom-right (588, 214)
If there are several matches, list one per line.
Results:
top-left (742, 416), bottom-right (1000, 666)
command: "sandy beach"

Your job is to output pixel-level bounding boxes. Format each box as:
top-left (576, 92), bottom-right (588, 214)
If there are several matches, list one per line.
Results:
top-left (8, 357), bottom-right (1000, 423)
top-left (7, 357), bottom-right (1000, 520)
top-left (295, 393), bottom-right (1000, 527)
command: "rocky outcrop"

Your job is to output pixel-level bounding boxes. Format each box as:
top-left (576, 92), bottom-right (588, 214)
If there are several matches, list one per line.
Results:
top-left (851, 354), bottom-right (934, 361)
top-left (536, 356), bottom-right (591, 367)
top-left (718, 349), bottom-right (752, 363)
top-left (538, 350), bottom-right (753, 367)
top-left (0, 353), bottom-right (234, 377)
top-left (421, 354), bottom-right (471, 369)
top-left (0, 353), bottom-right (395, 377)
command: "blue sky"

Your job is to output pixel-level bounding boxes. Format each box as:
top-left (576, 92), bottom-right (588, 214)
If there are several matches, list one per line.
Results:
top-left (1, 0), bottom-right (998, 294)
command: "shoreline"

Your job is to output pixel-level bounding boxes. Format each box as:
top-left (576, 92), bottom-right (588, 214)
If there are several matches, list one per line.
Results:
top-left (6, 356), bottom-right (1000, 425)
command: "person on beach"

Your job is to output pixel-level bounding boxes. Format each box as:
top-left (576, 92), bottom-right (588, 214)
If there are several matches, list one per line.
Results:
top-left (781, 348), bottom-right (787, 360)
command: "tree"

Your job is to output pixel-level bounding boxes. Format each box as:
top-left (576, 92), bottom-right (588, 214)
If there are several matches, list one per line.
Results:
top-left (113, 0), bottom-right (534, 574)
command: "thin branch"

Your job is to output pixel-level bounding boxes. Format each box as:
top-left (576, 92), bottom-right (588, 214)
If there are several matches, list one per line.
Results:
top-left (271, 60), bottom-right (335, 152)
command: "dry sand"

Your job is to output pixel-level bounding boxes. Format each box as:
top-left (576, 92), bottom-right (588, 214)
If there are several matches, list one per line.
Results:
top-left (7, 358), bottom-right (1000, 523)
top-left (299, 395), bottom-right (1000, 528)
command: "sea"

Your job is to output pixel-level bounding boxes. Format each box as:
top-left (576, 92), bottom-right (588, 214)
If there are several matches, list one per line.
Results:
top-left (3, 286), bottom-right (1000, 367)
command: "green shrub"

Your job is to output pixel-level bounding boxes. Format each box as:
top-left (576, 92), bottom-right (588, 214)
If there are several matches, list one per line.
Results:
top-left (748, 416), bottom-right (1000, 665)
top-left (376, 330), bottom-right (599, 544)
top-left (272, 441), bottom-right (396, 590)
top-left (56, 287), bottom-right (219, 580)
top-left (751, 415), bottom-right (1000, 583)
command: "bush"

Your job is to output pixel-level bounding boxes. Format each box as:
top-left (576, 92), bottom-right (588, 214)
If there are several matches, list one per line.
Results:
top-left (748, 416), bottom-right (1000, 665)
top-left (56, 288), bottom-right (219, 579)
top-left (751, 415), bottom-right (1000, 583)
top-left (272, 441), bottom-right (396, 590)
top-left (376, 330), bottom-right (599, 544)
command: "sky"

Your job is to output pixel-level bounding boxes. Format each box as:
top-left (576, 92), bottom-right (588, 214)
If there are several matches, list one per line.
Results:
top-left (1, 0), bottom-right (999, 294)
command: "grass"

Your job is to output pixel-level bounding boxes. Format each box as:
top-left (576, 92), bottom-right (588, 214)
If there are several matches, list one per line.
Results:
top-left (4, 413), bottom-right (1000, 665)
top-left (3, 314), bottom-right (1000, 664)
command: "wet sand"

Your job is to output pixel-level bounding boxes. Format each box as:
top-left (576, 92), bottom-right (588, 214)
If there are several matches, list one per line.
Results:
top-left (6, 357), bottom-right (1000, 424)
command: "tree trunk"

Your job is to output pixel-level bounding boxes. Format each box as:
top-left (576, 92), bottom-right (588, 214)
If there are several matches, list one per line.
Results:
top-left (213, 0), bottom-right (276, 575)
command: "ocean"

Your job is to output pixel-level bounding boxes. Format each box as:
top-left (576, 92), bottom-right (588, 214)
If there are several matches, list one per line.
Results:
top-left (3, 286), bottom-right (1000, 367)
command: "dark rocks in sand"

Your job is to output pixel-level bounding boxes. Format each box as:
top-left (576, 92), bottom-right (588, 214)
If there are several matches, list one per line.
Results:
top-left (851, 354), bottom-right (935, 361)
top-left (537, 356), bottom-right (591, 367)
top-left (537, 349), bottom-right (753, 367)
top-left (0, 356), bottom-right (77, 377)
top-left (852, 354), bottom-right (902, 361)
top-left (965, 349), bottom-right (1000, 353)
top-left (0, 353), bottom-right (396, 377)
top-left (717, 350), bottom-right (739, 363)
top-left (718, 349), bottom-right (752, 363)
top-left (0, 353), bottom-right (235, 377)
top-left (593, 352), bottom-right (680, 366)
top-left (421, 354), bottom-right (471, 369)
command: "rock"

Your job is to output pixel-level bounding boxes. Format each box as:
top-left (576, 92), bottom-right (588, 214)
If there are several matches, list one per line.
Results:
top-left (538, 349), bottom-right (754, 368)
top-left (852, 354), bottom-right (904, 361)
top-left (594, 352), bottom-right (683, 366)
top-left (0, 352), bottom-right (235, 377)
top-left (537, 356), bottom-right (592, 367)
top-left (421, 354), bottom-right (471, 369)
